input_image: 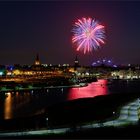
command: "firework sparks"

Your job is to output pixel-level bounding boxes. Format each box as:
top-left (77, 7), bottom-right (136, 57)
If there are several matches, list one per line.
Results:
top-left (72, 17), bottom-right (105, 54)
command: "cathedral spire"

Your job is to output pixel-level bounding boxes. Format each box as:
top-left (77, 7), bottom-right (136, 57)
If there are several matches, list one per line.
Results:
top-left (74, 54), bottom-right (79, 69)
top-left (35, 53), bottom-right (41, 65)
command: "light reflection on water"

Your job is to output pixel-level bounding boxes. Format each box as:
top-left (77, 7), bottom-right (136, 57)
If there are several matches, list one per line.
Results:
top-left (4, 92), bottom-right (12, 119)
top-left (2, 80), bottom-right (109, 120)
top-left (68, 79), bottom-right (109, 100)
top-left (4, 79), bottom-right (134, 120)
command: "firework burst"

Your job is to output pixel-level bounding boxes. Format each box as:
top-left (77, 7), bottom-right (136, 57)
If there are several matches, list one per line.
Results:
top-left (72, 17), bottom-right (105, 54)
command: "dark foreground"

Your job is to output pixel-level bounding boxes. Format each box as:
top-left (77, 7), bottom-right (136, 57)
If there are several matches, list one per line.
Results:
top-left (0, 91), bottom-right (139, 131)
top-left (1, 125), bottom-right (140, 139)
top-left (0, 90), bottom-right (140, 138)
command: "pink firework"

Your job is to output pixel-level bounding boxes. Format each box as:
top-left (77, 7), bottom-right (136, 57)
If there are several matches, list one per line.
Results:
top-left (72, 17), bottom-right (105, 54)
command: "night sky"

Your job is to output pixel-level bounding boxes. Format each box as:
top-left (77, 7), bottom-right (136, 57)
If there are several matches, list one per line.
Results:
top-left (0, 1), bottom-right (140, 66)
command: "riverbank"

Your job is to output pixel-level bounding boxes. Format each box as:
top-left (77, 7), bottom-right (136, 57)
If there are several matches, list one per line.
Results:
top-left (1, 123), bottom-right (140, 139)
top-left (0, 75), bottom-right (96, 92)
top-left (0, 82), bottom-right (88, 92)
top-left (0, 94), bottom-right (140, 138)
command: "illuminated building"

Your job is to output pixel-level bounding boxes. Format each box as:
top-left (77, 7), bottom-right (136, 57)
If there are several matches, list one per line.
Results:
top-left (32, 53), bottom-right (44, 71)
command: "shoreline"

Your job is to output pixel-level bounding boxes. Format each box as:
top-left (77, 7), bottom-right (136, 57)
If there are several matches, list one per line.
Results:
top-left (0, 82), bottom-right (88, 92)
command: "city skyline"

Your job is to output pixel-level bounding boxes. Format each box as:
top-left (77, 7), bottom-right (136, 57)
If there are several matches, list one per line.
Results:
top-left (0, 1), bottom-right (140, 65)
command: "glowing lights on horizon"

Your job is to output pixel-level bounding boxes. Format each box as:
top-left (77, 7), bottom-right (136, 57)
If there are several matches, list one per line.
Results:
top-left (0, 71), bottom-right (3, 76)
top-left (113, 65), bottom-right (117, 68)
top-left (108, 60), bottom-right (111, 63)
top-left (72, 17), bottom-right (106, 54)
top-left (92, 59), bottom-right (117, 67)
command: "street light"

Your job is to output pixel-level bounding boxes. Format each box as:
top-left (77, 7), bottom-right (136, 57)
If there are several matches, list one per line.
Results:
top-left (46, 117), bottom-right (49, 128)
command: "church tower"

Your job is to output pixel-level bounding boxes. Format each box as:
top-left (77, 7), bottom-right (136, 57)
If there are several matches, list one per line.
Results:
top-left (74, 55), bottom-right (79, 70)
top-left (34, 53), bottom-right (41, 65)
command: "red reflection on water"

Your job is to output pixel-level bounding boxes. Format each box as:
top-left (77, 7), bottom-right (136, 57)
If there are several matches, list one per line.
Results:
top-left (68, 79), bottom-right (108, 100)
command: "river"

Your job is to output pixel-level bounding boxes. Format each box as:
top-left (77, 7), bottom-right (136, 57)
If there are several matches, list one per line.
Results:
top-left (0, 79), bottom-right (140, 120)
